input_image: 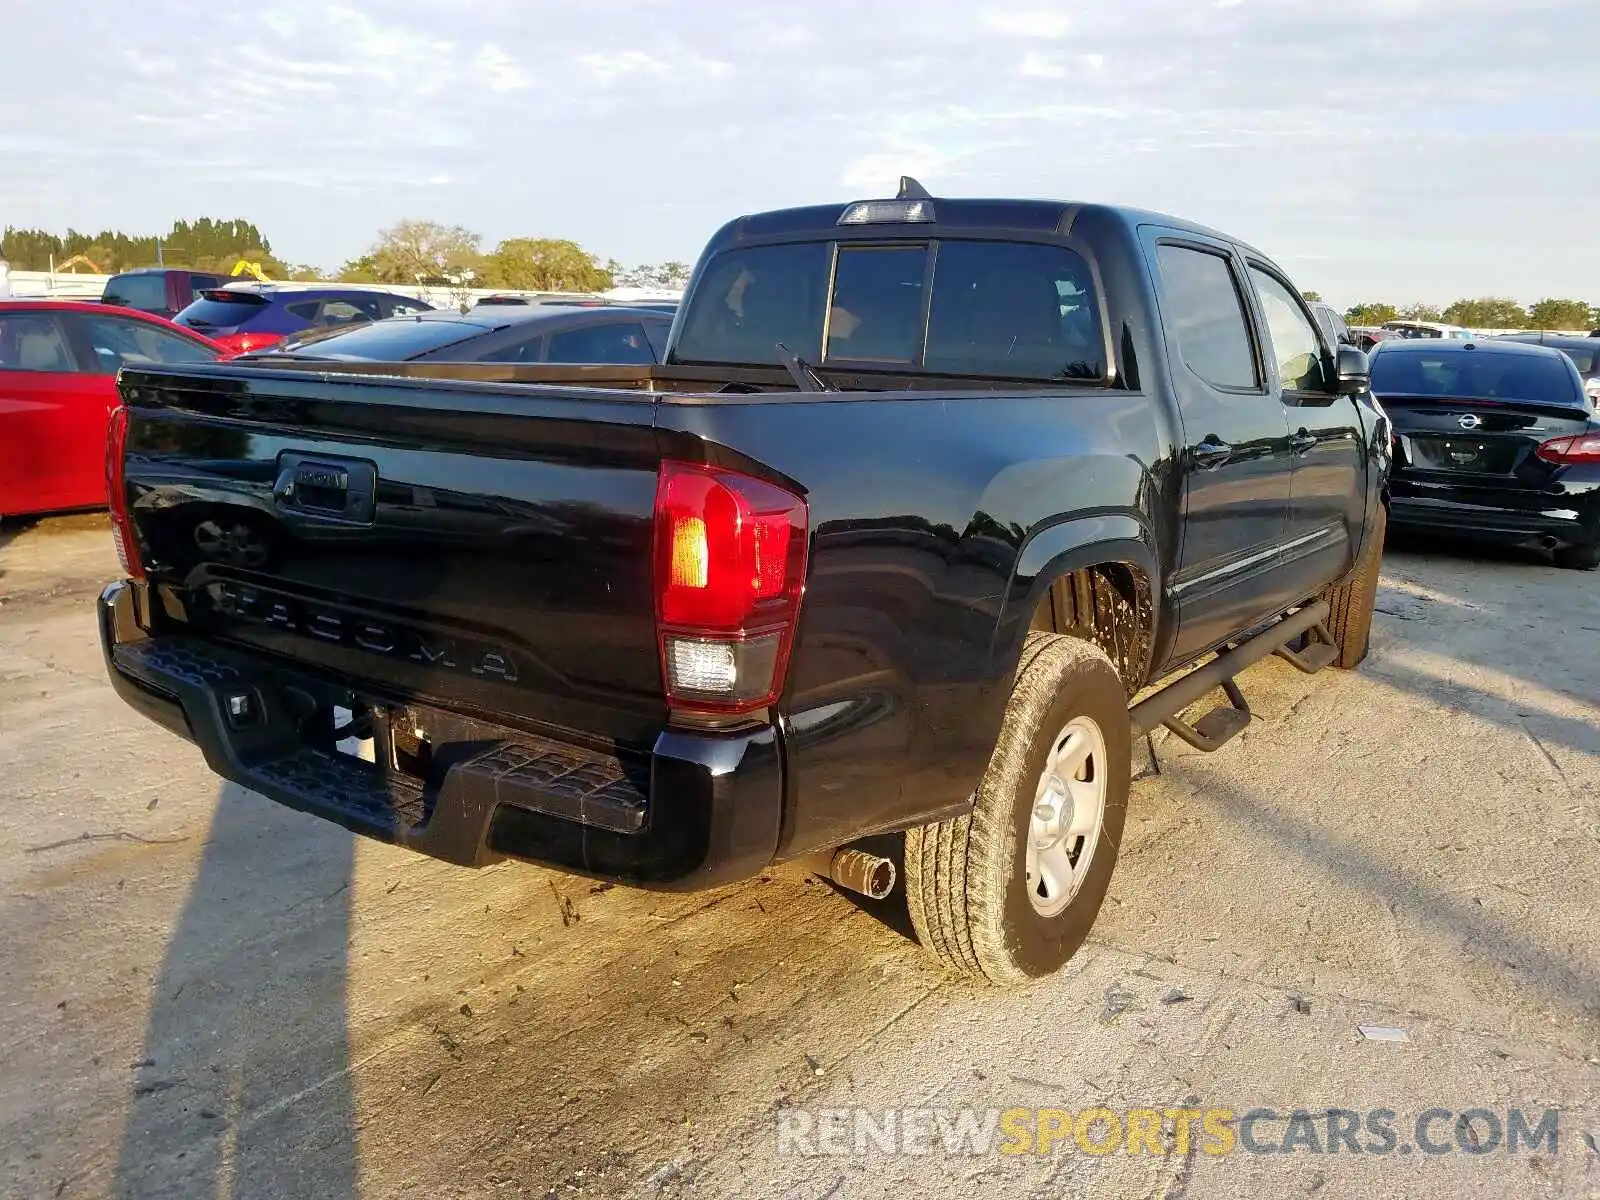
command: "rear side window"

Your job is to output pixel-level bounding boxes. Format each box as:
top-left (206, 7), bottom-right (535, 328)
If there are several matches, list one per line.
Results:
top-left (0, 313), bottom-right (77, 372)
top-left (76, 315), bottom-right (217, 370)
top-left (285, 300), bottom-right (321, 320)
top-left (102, 274), bottom-right (168, 312)
top-left (546, 320), bottom-right (657, 364)
top-left (319, 298), bottom-right (379, 326)
top-left (1370, 350), bottom-right (1583, 407)
top-left (176, 291), bottom-right (270, 329)
top-left (1557, 347), bottom-right (1597, 375)
top-left (1155, 245), bottom-right (1259, 390)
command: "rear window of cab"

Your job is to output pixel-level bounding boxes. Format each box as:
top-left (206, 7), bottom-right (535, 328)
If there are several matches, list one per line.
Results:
top-left (673, 239), bottom-right (1105, 382)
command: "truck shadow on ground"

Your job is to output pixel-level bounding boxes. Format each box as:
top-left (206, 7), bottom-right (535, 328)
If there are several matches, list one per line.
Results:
top-left (113, 785), bottom-right (358, 1200)
top-left (107, 618), bottom-right (1598, 1194)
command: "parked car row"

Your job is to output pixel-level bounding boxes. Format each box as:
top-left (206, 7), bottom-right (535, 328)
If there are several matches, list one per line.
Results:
top-left (0, 301), bottom-right (225, 517)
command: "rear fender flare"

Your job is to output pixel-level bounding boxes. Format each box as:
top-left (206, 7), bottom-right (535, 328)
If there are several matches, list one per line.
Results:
top-left (989, 513), bottom-right (1161, 686)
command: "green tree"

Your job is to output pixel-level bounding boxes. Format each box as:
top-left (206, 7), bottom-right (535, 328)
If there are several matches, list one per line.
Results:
top-left (1345, 302), bottom-right (1398, 325)
top-left (1441, 297), bottom-right (1526, 329)
top-left (1301, 290), bottom-right (1323, 303)
top-left (356, 220), bottom-right (482, 285)
top-left (1526, 298), bottom-right (1595, 330)
top-left (2, 218), bottom-right (285, 274)
top-left (610, 260), bottom-right (692, 289)
top-left (1398, 302), bottom-right (1444, 322)
top-left (481, 238), bottom-right (612, 291)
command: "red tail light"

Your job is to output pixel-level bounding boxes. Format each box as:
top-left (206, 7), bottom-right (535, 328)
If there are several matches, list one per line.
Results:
top-left (210, 332), bottom-right (282, 356)
top-left (1535, 433), bottom-right (1600, 464)
top-left (106, 406), bottom-right (145, 579)
top-left (652, 460), bottom-right (808, 715)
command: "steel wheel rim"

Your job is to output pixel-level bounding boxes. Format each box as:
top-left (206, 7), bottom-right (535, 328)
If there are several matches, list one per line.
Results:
top-left (1024, 714), bottom-right (1108, 918)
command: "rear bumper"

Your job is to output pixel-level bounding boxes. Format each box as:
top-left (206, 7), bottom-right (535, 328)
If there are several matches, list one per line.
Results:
top-left (98, 580), bottom-right (784, 890)
top-left (1389, 477), bottom-right (1600, 551)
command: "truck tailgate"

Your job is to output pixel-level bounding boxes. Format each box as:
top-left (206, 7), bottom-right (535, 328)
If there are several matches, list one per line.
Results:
top-left (119, 365), bottom-right (668, 748)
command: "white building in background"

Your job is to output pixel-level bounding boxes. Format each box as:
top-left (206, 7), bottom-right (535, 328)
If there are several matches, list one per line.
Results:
top-left (0, 260), bottom-right (10, 297)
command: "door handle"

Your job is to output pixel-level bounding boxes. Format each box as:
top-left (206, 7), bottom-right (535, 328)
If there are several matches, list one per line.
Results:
top-left (1290, 430), bottom-right (1318, 455)
top-left (1190, 438), bottom-right (1233, 469)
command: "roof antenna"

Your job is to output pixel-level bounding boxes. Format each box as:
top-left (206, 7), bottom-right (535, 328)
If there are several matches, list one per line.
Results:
top-left (896, 176), bottom-right (932, 200)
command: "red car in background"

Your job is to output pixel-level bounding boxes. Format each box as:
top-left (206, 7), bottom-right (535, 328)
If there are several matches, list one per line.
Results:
top-left (0, 300), bottom-right (224, 519)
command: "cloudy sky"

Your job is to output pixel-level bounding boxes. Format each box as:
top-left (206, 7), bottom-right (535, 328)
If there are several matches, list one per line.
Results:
top-left (3, 0), bottom-right (1596, 307)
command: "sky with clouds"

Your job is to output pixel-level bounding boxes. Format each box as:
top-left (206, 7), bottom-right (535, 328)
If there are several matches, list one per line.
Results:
top-left (3, 0), bottom-right (1596, 307)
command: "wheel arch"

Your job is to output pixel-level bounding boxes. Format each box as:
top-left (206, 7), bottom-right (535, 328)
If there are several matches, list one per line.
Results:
top-left (990, 514), bottom-right (1162, 695)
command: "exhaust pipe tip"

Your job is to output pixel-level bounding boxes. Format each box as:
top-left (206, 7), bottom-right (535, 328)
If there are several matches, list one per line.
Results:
top-left (826, 848), bottom-right (897, 900)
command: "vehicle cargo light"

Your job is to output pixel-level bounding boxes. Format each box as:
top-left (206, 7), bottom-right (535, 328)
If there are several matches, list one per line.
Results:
top-left (838, 199), bottom-right (935, 225)
top-left (653, 460), bottom-right (808, 715)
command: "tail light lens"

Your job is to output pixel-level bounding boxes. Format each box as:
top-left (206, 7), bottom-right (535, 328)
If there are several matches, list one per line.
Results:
top-left (653, 460), bottom-right (808, 715)
top-left (1536, 433), bottom-right (1600, 465)
top-left (211, 332), bottom-right (282, 356)
top-left (105, 406), bottom-right (145, 579)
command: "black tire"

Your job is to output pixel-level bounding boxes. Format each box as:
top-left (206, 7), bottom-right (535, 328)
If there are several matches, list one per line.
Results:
top-left (1554, 541), bottom-right (1600, 571)
top-left (904, 633), bottom-right (1131, 985)
top-left (1320, 503), bottom-right (1386, 669)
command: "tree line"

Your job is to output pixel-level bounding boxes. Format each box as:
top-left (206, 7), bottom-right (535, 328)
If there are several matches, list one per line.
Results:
top-left (1, 217), bottom-right (690, 293)
top-left (1, 218), bottom-right (286, 277)
top-left (1303, 292), bottom-right (1597, 331)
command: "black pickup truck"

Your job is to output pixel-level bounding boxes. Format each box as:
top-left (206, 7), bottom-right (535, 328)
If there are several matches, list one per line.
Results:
top-left (99, 180), bottom-right (1390, 985)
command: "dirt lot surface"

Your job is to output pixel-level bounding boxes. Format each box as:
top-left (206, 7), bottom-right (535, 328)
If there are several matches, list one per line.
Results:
top-left (1, 514), bottom-right (1597, 1200)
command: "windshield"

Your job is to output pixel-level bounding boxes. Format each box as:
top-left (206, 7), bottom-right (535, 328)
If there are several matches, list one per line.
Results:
top-left (673, 238), bottom-right (1105, 381)
top-left (269, 317), bottom-right (484, 360)
top-left (176, 291), bottom-right (270, 330)
top-left (1370, 349), bottom-right (1583, 407)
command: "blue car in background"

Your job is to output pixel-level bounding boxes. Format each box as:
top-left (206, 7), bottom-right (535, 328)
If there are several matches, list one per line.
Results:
top-left (172, 284), bottom-right (432, 355)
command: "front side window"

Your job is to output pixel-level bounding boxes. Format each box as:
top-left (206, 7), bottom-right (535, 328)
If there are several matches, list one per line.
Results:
top-left (1155, 244), bottom-right (1259, 390)
top-left (1250, 268), bottom-right (1329, 392)
top-left (75, 315), bottom-right (216, 371)
top-left (0, 313), bottom-right (76, 372)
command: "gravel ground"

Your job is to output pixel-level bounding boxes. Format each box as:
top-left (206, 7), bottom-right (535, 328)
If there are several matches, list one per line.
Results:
top-left (0, 515), bottom-right (1596, 1200)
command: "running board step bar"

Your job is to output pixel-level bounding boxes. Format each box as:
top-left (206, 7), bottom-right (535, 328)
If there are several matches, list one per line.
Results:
top-left (1129, 600), bottom-right (1331, 751)
top-left (1274, 621), bottom-right (1339, 674)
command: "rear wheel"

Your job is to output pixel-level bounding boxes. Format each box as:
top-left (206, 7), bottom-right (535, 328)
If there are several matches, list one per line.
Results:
top-left (904, 633), bottom-right (1130, 985)
top-left (1554, 540), bottom-right (1600, 571)
top-left (1320, 503), bottom-right (1386, 669)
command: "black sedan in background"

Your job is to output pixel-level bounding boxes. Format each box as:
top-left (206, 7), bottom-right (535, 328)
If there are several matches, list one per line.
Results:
top-left (1373, 338), bottom-right (1600, 569)
top-left (250, 303), bottom-right (673, 365)
top-left (1492, 331), bottom-right (1600, 408)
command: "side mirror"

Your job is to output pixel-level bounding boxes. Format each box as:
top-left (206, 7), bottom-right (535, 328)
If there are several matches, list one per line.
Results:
top-left (1335, 345), bottom-right (1370, 395)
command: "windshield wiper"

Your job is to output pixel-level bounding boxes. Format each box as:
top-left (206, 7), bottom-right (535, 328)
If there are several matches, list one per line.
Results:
top-left (775, 342), bottom-right (836, 393)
